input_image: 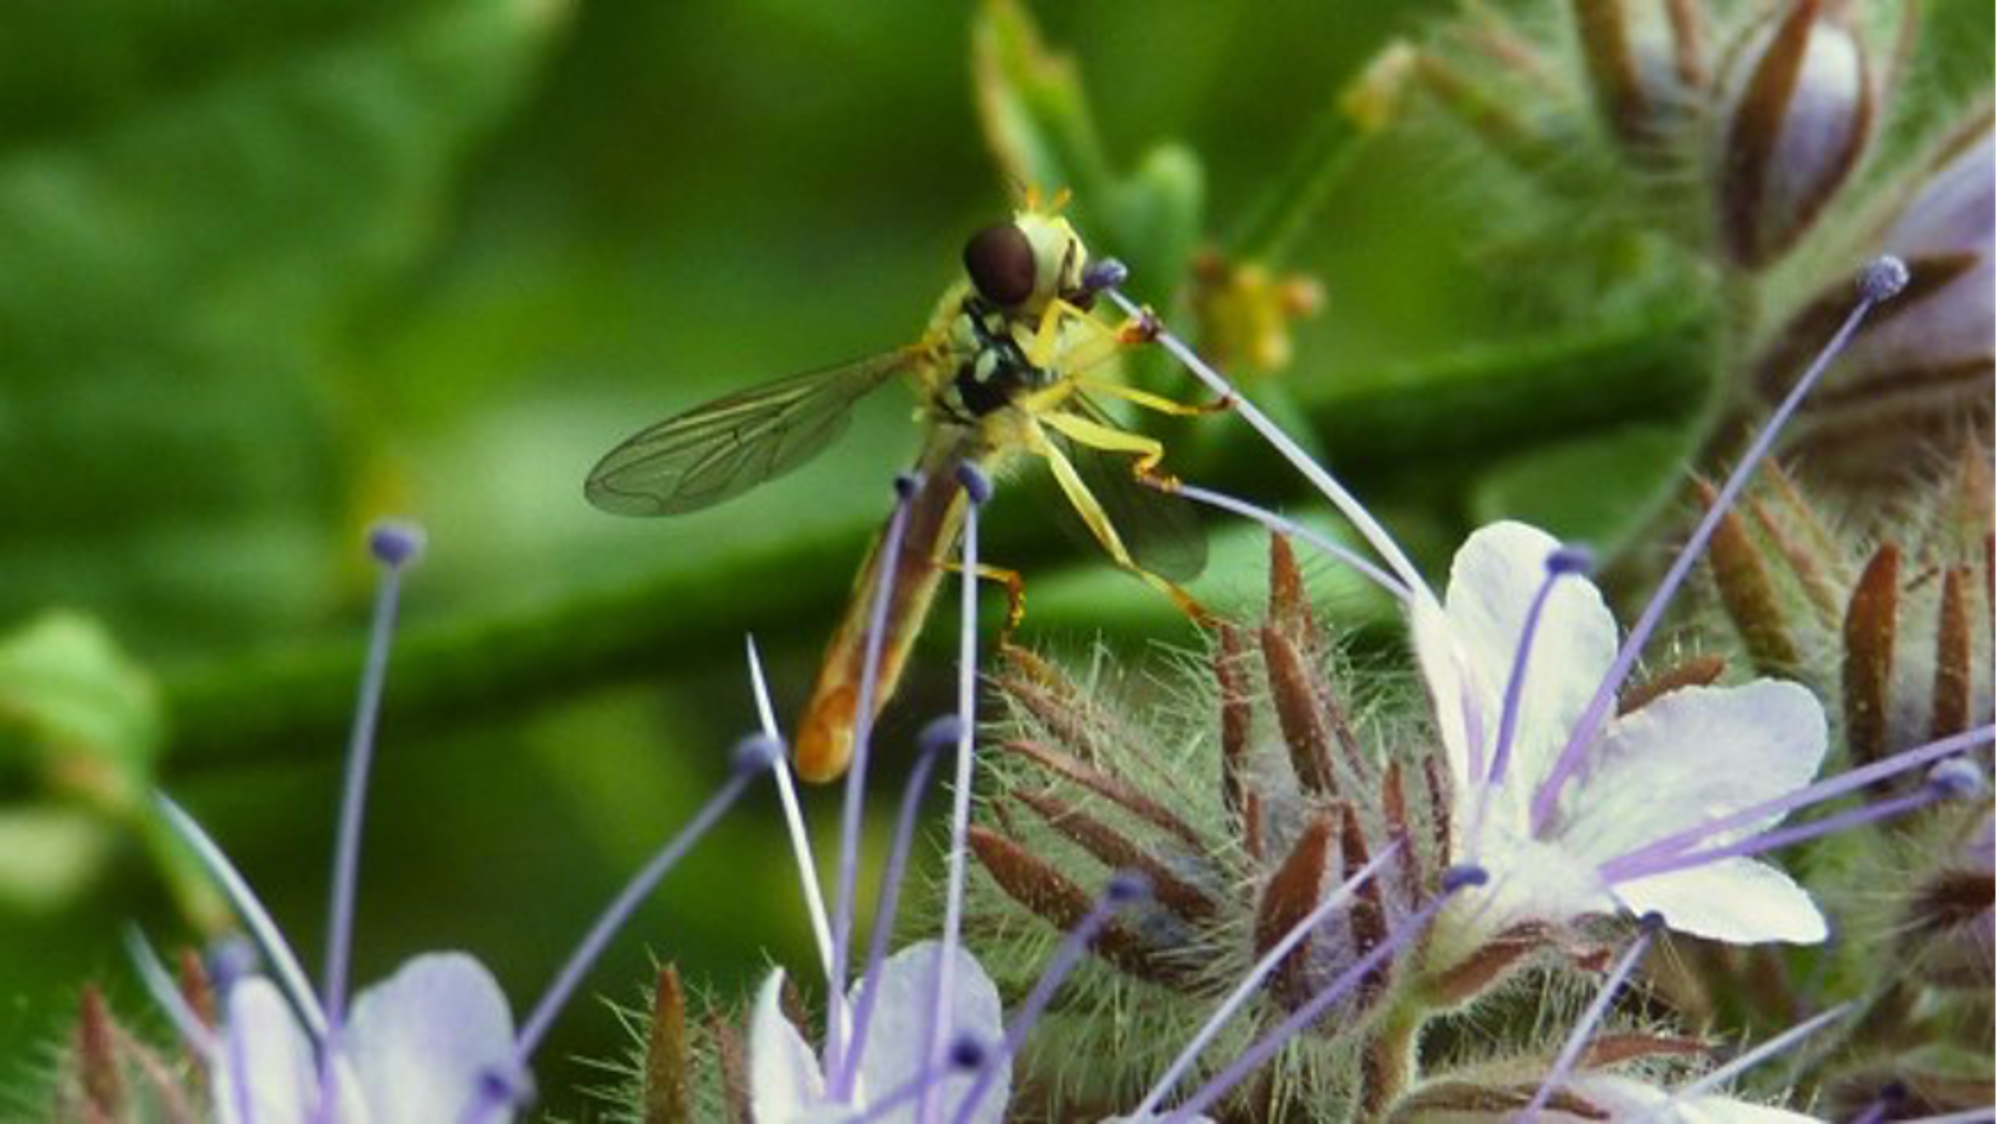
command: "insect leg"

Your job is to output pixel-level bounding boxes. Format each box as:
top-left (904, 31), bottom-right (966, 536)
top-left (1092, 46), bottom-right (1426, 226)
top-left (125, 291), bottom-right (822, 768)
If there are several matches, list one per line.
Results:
top-left (1022, 297), bottom-right (1128, 371)
top-left (1025, 420), bottom-right (1213, 625)
top-left (1069, 375), bottom-right (1233, 418)
top-left (940, 561), bottom-right (1029, 638)
top-left (1039, 409), bottom-right (1170, 478)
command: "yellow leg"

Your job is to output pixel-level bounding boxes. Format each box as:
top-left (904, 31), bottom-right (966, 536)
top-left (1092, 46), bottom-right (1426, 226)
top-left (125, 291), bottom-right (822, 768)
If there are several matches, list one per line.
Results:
top-left (1020, 295), bottom-right (1179, 384)
top-left (1025, 420), bottom-right (1214, 626)
top-left (1021, 298), bottom-right (1083, 370)
top-left (1018, 375), bottom-right (1079, 415)
top-left (1023, 296), bottom-right (1150, 374)
top-left (1040, 409), bottom-right (1168, 476)
top-left (1070, 375), bottom-right (1232, 418)
top-left (942, 561), bottom-right (1029, 638)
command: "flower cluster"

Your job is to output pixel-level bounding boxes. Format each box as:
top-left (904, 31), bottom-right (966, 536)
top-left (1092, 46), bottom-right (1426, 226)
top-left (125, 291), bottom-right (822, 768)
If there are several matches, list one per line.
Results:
top-left (1366, 0), bottom-right (1993, 493)
top-left (935, 256), bottom-right (1992, 1119)
top-left (51, 237), bottom-right (1994, 1124)
top-left (52, 525), bottom-right (784, 1123)
top-left (36, 13), bottom-right (1993, 1103)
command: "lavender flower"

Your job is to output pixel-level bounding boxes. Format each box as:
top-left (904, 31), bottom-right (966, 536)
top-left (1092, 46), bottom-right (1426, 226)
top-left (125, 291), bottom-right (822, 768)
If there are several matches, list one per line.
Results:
top-left (134, 521), bottom-right (769, 1123)
top-left (1059, 256), bottom-right (1995, 1116)
top-left (1409, 520), bottom-right (1830, 948)
top-left (748, 943), bottom-right (1007, 1124)
top-left (1713, 0), bottom-right (1874, 268)
top-left (1572, 0), bottom-right (1706, 157)
top-left (741, 468), bottom-right (1016, 1124)
top-left (1758, 127), bottom-right (1996, 479)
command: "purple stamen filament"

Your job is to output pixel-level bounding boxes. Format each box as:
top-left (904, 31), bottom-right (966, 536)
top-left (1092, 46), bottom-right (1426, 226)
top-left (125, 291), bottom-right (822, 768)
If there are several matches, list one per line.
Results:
top-left (1130, 841), bottom-right (1404, 1119)
top-left (1102, 283), bottom-right (1430, 599)
top-left (948, 874), bottom-right (1146, 1124)
top-left (1459, 670), bottom-right (1489, 804)
top-left (829, 476), bottom-right (922, 1078)
top-left (1173, 482), bottom-right (1413, 603)
top-left (1512, 918), bottom-right (1660, 1123)
top-left (1653, 1003), bottom-right (1853, 1117)
top-left (1606, 767), bottom-right (1973, 884)
top-left (919, 464), bottom-right (989, 1124)
top-left (1469, 552), bottom-right (1581, 858)
top-left (1850, 1088), bottom-right (1904, 1124)
top-left (1597, 725), bottom-right (1994, 882)
top-left (832, 732), bottom-right (948, 1098)
top-left (1158, 866), bottom-right (1489, 1124)
top-left (124, 928), bottom-right (219, 1063)
top-left (746, 635), bottom-right (835, 978)
top-left (1530, 261), bottom-right (1906, 833)
top-left (155, 797), bottom-right (327, 1038)
top-left (316, 526), bottom-right (416, 1122)
top-left (1488, 556), bottom-right (1577, 790)
top-left (462, 738), bottom-right (771, 1124)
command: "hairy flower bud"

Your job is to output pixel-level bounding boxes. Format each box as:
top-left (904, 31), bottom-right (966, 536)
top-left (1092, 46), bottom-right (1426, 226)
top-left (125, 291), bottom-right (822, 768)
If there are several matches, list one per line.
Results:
top-left (1901, 812), bottom-right (1995, 990)
top-left (958, 539), bottom-right (1462, 1117)
top-left (1714, 0), bottom-right (1873, 267)
top-left (1700, 454), bottom-right (1995, 768)
top-left (1762, 124), bottom-right (1996, 480)
top-left (1572, 0), bottom-right (1706, 157)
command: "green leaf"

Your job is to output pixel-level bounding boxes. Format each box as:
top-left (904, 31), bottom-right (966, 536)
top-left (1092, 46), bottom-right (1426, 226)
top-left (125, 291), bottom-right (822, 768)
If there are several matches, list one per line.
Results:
top-left (1103, 142), bottom-right (1205, 305)
top-left (1471, 423), bottom-right (1702, 555)
top-left (972, 0), bottom-right (1115, 206)
top-left (0, 0), bottom-right (564, 654)
top-left (970, 0), bottom-right (1205, 294)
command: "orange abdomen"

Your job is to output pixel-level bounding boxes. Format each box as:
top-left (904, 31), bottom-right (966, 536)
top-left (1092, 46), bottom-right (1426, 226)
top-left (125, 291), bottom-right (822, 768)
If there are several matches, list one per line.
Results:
top-left (793, 450), bottom-right (973, 782)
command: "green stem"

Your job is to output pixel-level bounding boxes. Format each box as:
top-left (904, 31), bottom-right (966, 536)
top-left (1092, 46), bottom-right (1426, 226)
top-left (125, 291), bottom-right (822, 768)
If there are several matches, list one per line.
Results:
top-left (1361, 1000), bottom-right (1424, 1120)
top-left (159, 304), bottom-right (1709, 775)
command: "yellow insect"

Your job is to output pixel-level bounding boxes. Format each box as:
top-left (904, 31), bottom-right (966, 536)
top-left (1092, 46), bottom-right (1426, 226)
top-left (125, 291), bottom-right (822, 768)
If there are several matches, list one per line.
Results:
top-left (586, 196), bottom-right (1216, 782)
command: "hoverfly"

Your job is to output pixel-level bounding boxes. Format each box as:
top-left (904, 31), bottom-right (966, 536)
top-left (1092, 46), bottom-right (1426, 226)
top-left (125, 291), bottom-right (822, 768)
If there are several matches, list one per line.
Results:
top-left (586, 197), bottom-right (1217, 782)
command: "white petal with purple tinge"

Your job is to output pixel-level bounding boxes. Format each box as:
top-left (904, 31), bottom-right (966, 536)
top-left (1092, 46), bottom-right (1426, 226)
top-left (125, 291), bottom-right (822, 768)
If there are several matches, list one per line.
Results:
top-left (344, 952), bottom-right (518, 1124)
top-left (215, 977), bottom-right (366, 1124)
top-left (851, 941), bottom-right (1009, 1124)
top-left (750, 969), bottom-right (828, 1121)
top-left (1556, 681), bottom-right (1827, 862)
top-left (1616, 858), bottom-right (1827, 945)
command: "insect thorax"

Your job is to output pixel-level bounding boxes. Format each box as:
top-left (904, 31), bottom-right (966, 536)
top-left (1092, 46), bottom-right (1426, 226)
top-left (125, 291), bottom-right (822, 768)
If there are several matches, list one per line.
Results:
top-left (935, 296), bottom-right (1053, 423)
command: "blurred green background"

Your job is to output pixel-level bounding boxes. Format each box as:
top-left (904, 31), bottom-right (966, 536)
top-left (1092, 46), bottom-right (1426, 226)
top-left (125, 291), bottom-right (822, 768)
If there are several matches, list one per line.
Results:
top-left (0, 0), bottom-right (1767, 1114)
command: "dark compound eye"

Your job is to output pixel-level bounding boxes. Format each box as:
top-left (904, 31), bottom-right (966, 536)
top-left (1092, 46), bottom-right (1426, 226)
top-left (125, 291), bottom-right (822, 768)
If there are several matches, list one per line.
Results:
top-left (963, 223), bottom-right (1037, 307)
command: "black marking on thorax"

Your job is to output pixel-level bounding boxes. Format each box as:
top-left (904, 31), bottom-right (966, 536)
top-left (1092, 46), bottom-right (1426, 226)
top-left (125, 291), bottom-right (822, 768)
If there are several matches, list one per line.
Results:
top-left (945, 296), bottom-right (1049, 423)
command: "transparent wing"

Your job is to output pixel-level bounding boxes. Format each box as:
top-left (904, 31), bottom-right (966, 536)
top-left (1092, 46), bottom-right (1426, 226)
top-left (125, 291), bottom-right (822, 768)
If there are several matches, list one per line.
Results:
top-left (585, 350), bottom-right (917, 516)
top-left (1058, 397), bottom-right (1208, 582)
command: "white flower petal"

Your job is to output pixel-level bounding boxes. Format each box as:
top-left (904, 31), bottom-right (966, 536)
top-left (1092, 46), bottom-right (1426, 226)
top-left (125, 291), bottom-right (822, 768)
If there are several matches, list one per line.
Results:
top-left (851, 941), bottom-right (1008, 1124)
top-left (1617, 857), bottom-right (1828, 945)
top-left (1555, 682), bottom-right (1828, 866)
top-left (344, 952), bottom-right (517, 1124)
top-left (1432, 827), bottom-right (1613, 966)
top-left (215, 977), bottom-right (349, 1124)
top-left (1412, 592), bottom-right (1477, 791)
top-left (750, 969), bottom-right (827, 1122)
top-left (1440, 522), bottom-right (1618, 824)
top-left (1679, 1097), bottom-right (1827, 1124)
top-left (1572, 1074), bottom-right (1824, 1123)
